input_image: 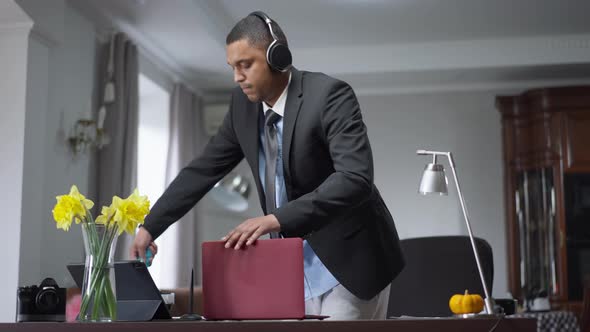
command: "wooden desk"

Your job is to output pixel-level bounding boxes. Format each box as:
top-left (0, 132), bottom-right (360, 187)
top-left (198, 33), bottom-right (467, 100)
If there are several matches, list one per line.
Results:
top-left (2, 317), bottom-right (535, 332)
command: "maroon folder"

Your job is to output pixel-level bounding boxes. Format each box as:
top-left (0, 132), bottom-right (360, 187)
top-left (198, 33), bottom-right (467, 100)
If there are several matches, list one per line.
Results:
top-left (202, 238), bottom-right (324, 320)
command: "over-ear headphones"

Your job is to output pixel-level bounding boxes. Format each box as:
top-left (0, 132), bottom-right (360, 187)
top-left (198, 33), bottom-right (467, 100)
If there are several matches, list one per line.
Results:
top-left (249, 11), bottom-right (292, 72)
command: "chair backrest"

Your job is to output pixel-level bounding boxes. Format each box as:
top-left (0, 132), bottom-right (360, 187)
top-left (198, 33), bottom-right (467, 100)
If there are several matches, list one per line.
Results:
top-left (387, 236), bottom-right (494, 318)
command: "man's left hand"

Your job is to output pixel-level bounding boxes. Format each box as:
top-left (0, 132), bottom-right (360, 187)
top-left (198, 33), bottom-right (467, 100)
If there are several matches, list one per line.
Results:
top-left (222, 214), bottom-right (281, 250)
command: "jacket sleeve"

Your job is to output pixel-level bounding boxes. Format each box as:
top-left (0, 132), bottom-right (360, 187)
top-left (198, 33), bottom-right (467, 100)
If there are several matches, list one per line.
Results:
top-left (273, 81), bottom-right (374, 237)
top-left (143, 98), bottom-right (244, 240)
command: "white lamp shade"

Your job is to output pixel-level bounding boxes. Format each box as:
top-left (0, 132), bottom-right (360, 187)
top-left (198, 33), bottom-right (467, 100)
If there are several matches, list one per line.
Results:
top-left (419, 163), bottom-right (448, 195)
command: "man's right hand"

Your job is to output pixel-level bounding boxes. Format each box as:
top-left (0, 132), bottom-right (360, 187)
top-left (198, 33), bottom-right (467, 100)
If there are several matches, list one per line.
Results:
top-left (130, 227), bottom-right (157, 265)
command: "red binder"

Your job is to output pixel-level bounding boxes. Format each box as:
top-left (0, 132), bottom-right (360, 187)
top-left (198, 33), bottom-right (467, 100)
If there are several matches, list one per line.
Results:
top-left (202, 238), bottom-right (324, 320)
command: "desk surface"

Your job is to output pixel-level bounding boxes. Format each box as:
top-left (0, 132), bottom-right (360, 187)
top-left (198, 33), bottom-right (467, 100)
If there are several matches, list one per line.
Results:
top-left (512, 311), bottom-right (581, 332)
top-left (2, 317), bottom-right (536, 332)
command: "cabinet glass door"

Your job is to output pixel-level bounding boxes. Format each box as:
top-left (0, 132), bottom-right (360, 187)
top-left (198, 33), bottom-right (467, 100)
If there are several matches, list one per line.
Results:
top-left (515, 168), bottom-right (558, 307)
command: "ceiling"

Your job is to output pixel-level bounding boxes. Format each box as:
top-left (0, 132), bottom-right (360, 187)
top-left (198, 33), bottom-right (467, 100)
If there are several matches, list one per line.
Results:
top-left (70, 0), bottom-right (590, 94)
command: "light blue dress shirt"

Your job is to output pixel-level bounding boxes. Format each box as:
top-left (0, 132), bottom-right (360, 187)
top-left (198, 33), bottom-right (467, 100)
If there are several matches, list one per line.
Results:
top-left (258, 74), bottom-right (339, 301)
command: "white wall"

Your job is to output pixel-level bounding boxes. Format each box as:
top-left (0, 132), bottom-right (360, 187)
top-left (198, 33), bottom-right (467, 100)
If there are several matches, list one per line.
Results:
top-left (358, 91), bottom-right (509, 298)
top-left (18, 33), bottom-right (49, 289)
top-left (0, 0), bottom-right (33, 322)
top-left (17, 0), bottom-right (96, 289)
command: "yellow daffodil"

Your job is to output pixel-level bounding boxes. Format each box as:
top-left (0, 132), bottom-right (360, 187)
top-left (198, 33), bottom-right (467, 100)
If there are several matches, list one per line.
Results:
top-left (51, 186), bottom-right (149, 322)
top-left (95, 205), bottom-right (116, 226)
top-left (52, 185), bottom-right (94, 231)
top-left (96, 189), bottom-right (150, 235)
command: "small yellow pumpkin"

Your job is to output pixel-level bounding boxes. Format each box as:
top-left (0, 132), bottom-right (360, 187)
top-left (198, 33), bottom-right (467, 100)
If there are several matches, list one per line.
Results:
top-left (449, 290), bottom-right (484, 314)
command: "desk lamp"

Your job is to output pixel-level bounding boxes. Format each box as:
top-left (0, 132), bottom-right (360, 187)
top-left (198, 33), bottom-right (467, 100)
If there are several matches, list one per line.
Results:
top-left (417, 149), bottom-right (495, 315)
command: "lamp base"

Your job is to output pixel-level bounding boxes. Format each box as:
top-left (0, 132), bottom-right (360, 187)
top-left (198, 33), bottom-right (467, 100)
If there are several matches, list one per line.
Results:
top-left (179, 313), bottom-right (203, 321)
top-left (454, 297), bottom-right (503, 318)
top-left (454, 313), bottom-right (505, 319)
top-left (485, 297), bottom-right (496, 315)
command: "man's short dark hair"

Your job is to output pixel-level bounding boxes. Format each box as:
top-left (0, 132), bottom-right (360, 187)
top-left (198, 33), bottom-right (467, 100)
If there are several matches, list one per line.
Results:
top-left (226, 14), bottom-right (288, 50)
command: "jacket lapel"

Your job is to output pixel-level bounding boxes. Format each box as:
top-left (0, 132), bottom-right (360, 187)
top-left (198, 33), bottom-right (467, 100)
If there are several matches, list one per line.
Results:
top-left (243, 101), bottom-right (267, 211)
top-left (282, 68), bottom-right (304, 199)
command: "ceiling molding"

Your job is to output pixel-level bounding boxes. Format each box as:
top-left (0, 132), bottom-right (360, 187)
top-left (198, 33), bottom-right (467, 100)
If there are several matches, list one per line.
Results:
top-left (0, 22), bottom-right (33, 30)
top-left (208, 33), bottom-right (590, 92)
top-left (294, 33), bottom-right (590, 75)
top-left (0, 0), bottom-right (33, 29)
top-left (29, 29), bottom-right (58, 48)
top-left (65, 1), bottom-right (590, 95)
top-left (354, 78), bottom-right (590, 96)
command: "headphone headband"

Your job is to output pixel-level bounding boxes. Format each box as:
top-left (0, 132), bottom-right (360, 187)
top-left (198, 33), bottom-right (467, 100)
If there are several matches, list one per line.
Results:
top-left (249, 11), bottom-right (279, 40)
top-left (248, 11), bottom-right (292, 72)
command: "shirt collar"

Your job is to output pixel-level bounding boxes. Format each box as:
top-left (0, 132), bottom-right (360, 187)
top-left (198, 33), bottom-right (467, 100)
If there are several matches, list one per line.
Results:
top-left (262, 72), bottom-right (292, 117)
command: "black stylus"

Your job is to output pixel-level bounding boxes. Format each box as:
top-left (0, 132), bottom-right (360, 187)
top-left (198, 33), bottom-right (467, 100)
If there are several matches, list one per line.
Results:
top-left (180, 268), bottom-right (203, 320)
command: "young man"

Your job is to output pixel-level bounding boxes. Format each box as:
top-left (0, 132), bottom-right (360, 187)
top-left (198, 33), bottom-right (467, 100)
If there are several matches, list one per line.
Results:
top-left (130, 12), bottom-right (404, 319)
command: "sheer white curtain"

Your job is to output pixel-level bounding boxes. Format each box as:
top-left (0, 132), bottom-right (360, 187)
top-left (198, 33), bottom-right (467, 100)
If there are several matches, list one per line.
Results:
top-left (93, 32), bottom-right (139, 260)
top-left (150, 84), bottom-right (206, 288)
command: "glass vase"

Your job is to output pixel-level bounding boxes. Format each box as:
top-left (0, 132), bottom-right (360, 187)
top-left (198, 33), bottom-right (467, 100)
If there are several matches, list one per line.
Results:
top-left (79, 222), bottom-right (118, 322)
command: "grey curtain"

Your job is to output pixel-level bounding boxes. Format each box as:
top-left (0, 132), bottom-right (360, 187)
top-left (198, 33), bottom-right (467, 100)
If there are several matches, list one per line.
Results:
top-left (94, 32), bottom-right (139, 260)
top-left (151, 83), bottom-right (205, 288)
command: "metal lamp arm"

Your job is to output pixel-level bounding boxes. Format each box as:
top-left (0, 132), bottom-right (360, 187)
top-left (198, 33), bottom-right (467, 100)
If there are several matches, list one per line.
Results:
top-left (446, 152), bottom-right (495, 314)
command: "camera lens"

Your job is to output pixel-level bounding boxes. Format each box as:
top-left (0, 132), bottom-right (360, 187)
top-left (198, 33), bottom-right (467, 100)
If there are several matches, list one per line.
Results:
top-left (35, 288), bottom-right (60, 313)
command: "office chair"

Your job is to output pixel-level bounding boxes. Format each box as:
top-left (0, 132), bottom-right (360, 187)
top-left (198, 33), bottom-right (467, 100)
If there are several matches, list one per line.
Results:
top-left (387, 236), bottom-right (494, 318)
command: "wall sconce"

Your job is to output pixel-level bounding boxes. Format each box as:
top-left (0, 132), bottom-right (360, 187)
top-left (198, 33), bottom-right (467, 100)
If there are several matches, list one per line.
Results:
top-left (68, 108), bottom-right (110, 155)
top-left (210, 173), bottom-right (251, 212)
top-left (68, 34), bottom-right (117, 156)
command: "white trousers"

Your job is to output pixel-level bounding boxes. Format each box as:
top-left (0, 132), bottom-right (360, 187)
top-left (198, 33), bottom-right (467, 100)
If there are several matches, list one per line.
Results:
top-left (305, 283), bottom-right (391, 320)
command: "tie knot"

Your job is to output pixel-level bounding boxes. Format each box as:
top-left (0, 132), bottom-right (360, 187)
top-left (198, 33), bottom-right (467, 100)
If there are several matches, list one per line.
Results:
top-left (265, 109), bottom-right (281, 127)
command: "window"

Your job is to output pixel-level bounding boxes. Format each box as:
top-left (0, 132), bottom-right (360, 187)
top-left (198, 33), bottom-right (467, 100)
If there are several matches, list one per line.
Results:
top-left (137, 73), bottom-right (170, 288)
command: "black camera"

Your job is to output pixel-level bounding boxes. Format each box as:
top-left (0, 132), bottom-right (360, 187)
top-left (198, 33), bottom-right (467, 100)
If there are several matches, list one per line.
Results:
top-left (16, 278), bottom-right (66, 322)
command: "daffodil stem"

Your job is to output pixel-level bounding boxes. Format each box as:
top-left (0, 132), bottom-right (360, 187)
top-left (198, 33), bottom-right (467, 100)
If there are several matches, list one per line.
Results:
top-left (79, 222), bottom-right (118, 321)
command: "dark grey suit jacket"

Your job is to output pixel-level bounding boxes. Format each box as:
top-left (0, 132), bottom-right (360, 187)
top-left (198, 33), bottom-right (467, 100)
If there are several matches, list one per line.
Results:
top-left (143, 68), bottom-right (405, 300)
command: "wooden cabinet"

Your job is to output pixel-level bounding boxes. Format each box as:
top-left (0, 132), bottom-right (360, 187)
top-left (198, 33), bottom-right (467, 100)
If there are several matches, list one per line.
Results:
top-left (563, 110), bottom-right (590, 172)
top-left (496, 86), bottom-right (590, 314)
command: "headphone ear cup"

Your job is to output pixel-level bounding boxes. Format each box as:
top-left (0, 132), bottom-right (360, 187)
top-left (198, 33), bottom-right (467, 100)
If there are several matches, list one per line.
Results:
top-left (267, 42), bottom-right (292, 72)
